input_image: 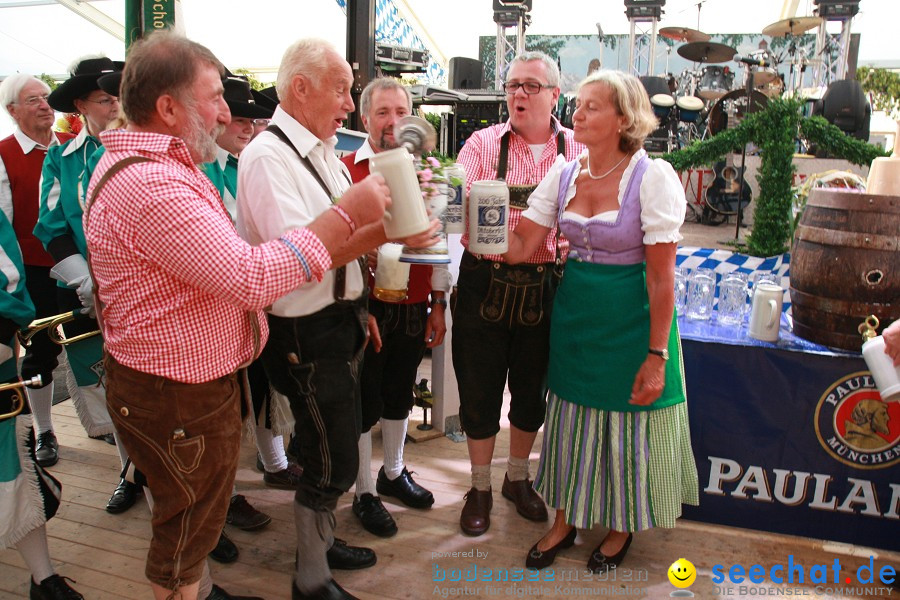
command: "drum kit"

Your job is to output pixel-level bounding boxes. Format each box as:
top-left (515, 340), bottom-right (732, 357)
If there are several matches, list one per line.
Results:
top-left (649, 16), bottom-right (822, 153)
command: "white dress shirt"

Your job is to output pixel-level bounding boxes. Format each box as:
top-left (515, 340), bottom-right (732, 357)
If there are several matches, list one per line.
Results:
top-left (237, 106), bottom-right (365, 317)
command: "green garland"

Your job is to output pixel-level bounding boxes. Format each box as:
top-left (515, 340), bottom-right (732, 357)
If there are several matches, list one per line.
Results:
top-left (662, 98), bottom-right (887, 257)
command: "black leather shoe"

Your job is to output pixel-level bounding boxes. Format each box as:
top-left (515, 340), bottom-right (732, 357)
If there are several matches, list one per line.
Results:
top-left (525, 527), bottom-right (576, 569)
top-left (205, 584), bottom-right (264, 600)
top-left (90, 433), bottom-right (116, 445)
top-left (352, 493), bottom-right (397, 538)
top-left (587, 532), bottom-right (633, 574)
top-left (35, 431), bottom-right (59, 468)
top-left (209, 530), bottom-right (239, 563)
top-left (292, 578), bottom-right (357, 599)
top-left (376, 466), bottom-right (434, 509)
top-left (226, 494), bottom-right (271, 531)
top-left (326, 538), bottom-right (376, 570)
top-left (106, 478), bottom-right (141, 514)
top-left (29, 574), bottom-right (83, 599)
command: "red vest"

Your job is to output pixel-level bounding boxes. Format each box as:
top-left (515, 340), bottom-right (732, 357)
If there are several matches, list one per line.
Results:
top-left (0, 131), bottom-right (74, 267)
top-left (341, 150), bottom-right (432, 304)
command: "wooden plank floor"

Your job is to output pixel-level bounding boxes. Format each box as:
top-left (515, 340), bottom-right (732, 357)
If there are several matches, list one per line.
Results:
top-left (2, 394), bottom-right (897, 599)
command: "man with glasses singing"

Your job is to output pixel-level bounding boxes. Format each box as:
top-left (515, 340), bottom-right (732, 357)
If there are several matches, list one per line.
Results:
top-left (453, 51), bottom-right (583, 536)
top-left (0, 73), bottom-right (76, 471)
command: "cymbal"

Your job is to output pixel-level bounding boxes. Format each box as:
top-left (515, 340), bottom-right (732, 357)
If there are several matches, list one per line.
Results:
top-left (659, 26), bottom-right (711, 43)
top-left (762, 16), bottom-right (822, 36)
top-left (677, 41), bottom-right (738, 64)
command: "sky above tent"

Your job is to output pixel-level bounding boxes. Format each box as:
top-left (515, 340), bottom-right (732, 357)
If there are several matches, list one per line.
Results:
top-left (0, 0), bottom-right (895, 134)
top-left (0, 0), bottom-right (895, 77)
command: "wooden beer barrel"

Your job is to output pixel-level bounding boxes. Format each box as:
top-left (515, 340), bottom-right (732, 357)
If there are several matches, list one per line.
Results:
top-left (790, 189), bottom-right (899, 351)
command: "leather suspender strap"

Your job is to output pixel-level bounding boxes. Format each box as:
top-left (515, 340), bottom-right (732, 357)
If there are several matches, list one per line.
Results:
top-left (84, 155), bottom-right (262, 366)
top-left (496, 129), bottom-right (566, 181)
top-left (83, 156), bottom-right (154, 338)
top-left (265, 124), bottom-right (364, 302)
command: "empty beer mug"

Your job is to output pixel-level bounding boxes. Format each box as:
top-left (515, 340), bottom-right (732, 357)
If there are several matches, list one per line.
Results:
top-left (686, 268), bottom-right (715, 321)
top-left (674, 267), bottom-right (688, 316)
top-left (750, 271), bottom-right (778, 301)
top-left (718, 274), bottom-right (748, 326)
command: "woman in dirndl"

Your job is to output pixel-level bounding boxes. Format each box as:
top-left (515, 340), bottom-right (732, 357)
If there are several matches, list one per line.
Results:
top-left (504, 69), bottom-right (698, 573)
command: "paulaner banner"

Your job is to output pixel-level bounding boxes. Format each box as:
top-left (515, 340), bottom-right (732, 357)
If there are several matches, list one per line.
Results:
top-left (679, 334), bottom-right (899, 552)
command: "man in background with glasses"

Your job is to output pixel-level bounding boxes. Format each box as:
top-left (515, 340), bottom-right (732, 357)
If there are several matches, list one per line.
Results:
top-left (453, 51), bottom-right (583, 537)
top-left (0, 73), bottom-right (76, 472)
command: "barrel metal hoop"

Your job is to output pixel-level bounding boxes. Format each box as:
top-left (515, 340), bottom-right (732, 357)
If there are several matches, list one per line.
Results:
top-left (795, 225), bottom-right (898, 251)
top-left (790, 287), bottom-right (897, 316)
top-left (807, 194), bottom-right (900, 214)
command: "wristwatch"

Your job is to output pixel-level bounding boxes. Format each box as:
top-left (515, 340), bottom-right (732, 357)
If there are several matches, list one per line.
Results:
top-left (430, 297), bottom-right (448, 309)
top-left (648, 347), bottom-right (669, 361)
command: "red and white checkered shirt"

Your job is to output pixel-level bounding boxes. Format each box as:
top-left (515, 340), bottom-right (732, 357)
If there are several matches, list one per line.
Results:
top-left (456, 118), bottom-right (583, 264)
top-left (85, 130), bottom-right (332, 383)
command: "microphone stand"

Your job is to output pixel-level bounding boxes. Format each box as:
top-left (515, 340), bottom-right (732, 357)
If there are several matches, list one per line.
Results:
top-left (733, 68), bottom-right (753, 242)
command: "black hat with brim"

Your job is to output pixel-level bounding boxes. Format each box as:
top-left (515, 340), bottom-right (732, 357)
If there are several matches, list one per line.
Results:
top-left (252, 86), bottom-right (279, 112)
top-left (48, 57), bottom-right (123, 113)
top-left (224, 77), bottom-right (273, 119)
top-left (97, 64), bottom-right (124, 97)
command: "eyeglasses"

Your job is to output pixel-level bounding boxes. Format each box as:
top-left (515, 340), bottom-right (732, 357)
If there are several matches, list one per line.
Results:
top-left (502, 81), bottom-right (554, 95)
top-left (84, 97), bottom-right (118, 107)
top-left (20, 94), bottom-right (50, 107)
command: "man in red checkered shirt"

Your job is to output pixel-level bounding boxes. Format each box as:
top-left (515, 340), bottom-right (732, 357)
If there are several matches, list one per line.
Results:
top-left (83, 32), bottom-right (390, 600)
top-left (453, 51), bottom-right (584, 538)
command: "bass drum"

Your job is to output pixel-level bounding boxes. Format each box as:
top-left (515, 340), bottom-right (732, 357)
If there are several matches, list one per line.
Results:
top-left (707, 89), bottom-right (769, 136)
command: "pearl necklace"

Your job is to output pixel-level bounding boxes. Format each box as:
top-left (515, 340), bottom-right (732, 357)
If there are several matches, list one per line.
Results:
top-left (585, 151), bottom-right (628, 180)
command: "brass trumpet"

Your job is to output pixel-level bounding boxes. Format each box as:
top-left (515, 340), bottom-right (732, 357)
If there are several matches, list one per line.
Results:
top-left (18, 310), bottom-right (101, 347)
top-left (0, 375), bottom-right (43, 420)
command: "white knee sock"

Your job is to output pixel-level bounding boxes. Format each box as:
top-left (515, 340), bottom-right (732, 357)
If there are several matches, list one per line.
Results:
top-left (355, 430), bottom-right (375, 497)
top-left (381, 417), bottom-right (408, 480)
top-left (113, 431), bottom-right (129, 470)
top-left (15, 526), bottom-right (54, 584)
top-left (255, 426), bottom-right (288, 473)
top-left (26, 384), bottom-right (54, 435)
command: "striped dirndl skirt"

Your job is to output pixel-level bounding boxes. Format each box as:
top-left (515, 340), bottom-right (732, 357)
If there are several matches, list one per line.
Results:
top-left (534, 393), bottom-right (699, 532)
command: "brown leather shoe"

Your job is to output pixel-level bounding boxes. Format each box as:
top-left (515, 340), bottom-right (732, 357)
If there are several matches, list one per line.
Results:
top-left (460, 487), bottom-right (492, 536)
top-left (501, 474), bottom-right (548, 522)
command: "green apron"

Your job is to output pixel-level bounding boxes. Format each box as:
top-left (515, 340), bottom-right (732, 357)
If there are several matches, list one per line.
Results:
top-left (547, 260), bottom-right (685, 412)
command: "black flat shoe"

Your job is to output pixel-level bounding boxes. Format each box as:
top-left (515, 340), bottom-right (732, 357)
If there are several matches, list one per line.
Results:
top-left (326, 538), bottom-right (376, 570)
top-left (352, 493), bottom-right (397, 538)
top-left (587, 532), bottom-right (633, 574)
top-left (209, 530), bottom-right (239, 563)
top-left (106, 478), bottom-right (141, 514)
top-left (90, 433), bottom-right (116, 445)
top-left (525, 527), bottom-right (576, 569)
top-left (376, 466), bottom-right (434, 509)
top-left (29, 574), bottom-right (83, 599)
top-left (292, 578), bottom-right (357, 600)
top-left (35, 431), bottom-right (59, 468)
top-left (205, 584), bottom-right (264, 600)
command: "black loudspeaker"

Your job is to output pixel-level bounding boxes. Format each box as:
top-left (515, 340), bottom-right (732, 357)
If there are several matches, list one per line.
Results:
top-left (811, 79), bottom-right (870, 157)
top-left (449, 57), bottom-right (485, 90)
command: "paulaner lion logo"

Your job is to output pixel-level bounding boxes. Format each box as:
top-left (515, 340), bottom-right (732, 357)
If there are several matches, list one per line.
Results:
top-left (814, 372), bottom-right (900, 469)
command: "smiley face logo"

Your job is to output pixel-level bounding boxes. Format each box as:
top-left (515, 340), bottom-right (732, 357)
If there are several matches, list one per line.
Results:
top-left (668, 558), bottom-right (696, 588)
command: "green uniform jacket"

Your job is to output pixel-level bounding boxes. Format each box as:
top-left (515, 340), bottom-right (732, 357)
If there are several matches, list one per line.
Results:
top-left (199, 146), bottom-right (238, 223)
top-left (34, 128), bottom-right (102, 259)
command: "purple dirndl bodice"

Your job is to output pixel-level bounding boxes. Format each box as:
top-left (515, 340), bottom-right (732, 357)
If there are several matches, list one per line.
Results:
top-left (556, 156), bottom-right (650, 265)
